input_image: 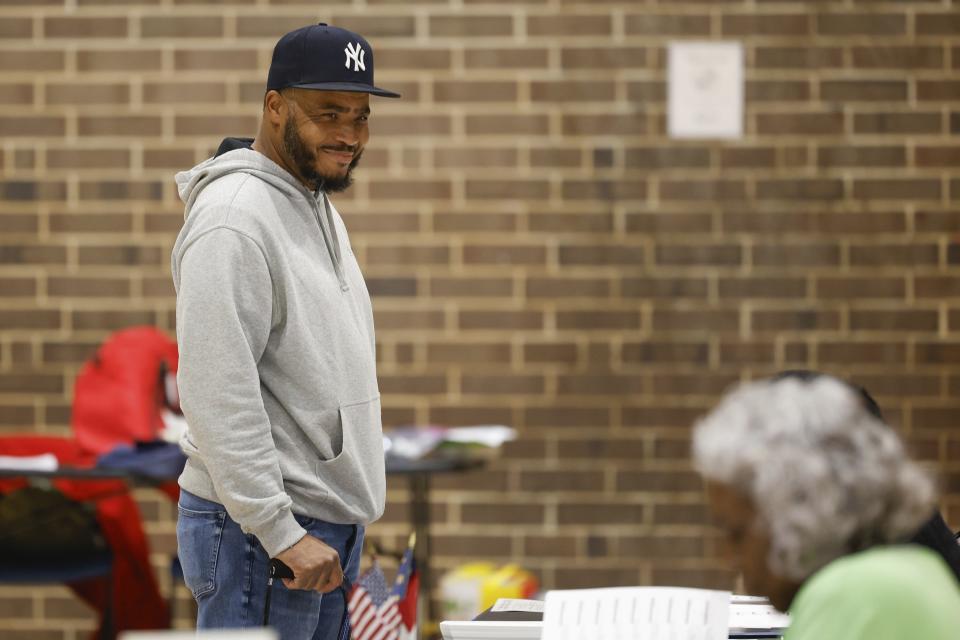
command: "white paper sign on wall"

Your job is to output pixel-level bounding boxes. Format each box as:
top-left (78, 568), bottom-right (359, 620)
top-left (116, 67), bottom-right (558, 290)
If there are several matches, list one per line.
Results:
top-left (668, 41), bottom-right (744, 139)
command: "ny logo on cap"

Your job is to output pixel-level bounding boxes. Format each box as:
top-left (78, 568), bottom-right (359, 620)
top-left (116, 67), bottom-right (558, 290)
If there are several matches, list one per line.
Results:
top-left (344, 42), bottom-right (366, 72)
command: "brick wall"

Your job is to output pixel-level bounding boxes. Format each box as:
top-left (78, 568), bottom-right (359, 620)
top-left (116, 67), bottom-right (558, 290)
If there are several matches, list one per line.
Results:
top-left (2, 0), bottom-right (959, 636)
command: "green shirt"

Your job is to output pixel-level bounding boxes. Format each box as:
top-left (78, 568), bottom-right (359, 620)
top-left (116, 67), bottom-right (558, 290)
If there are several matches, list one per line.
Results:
top-left (786, 545), bottom-right (960, 640)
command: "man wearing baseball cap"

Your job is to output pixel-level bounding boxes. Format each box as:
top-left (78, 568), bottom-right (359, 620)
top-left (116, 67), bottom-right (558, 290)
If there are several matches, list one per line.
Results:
top-left (171, 24), bottom-right (399, 638)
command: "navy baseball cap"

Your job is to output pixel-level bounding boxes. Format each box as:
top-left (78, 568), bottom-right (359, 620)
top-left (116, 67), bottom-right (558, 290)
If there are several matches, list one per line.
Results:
top-left (266, 23), bottom-right (400, 98)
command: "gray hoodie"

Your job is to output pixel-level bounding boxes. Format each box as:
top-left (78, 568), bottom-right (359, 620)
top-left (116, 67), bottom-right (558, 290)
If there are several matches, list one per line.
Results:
top-left (172, 144), bottom-right (384, 558)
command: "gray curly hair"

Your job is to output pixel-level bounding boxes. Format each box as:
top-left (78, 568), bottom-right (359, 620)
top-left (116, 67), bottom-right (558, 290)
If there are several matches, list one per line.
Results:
top-left (692, 375), bottom-right (936, 582)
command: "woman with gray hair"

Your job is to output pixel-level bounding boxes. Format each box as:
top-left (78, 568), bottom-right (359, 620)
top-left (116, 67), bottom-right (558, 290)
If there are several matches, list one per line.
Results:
top-left (693, 373), bottom-right (960, 639)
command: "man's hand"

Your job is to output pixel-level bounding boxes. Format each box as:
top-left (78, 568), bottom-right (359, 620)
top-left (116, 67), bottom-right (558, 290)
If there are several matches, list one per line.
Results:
top-left (274, 534), bottom-right (343, 593)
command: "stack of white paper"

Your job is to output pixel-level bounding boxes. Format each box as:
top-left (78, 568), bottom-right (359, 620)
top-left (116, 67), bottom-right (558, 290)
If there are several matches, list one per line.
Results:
top-left (542, 587), bottom-right (730, 640)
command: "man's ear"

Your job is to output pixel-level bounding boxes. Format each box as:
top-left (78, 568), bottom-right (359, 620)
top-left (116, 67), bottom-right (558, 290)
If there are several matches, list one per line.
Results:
top-left (263, 90), bottom-right (289, 127)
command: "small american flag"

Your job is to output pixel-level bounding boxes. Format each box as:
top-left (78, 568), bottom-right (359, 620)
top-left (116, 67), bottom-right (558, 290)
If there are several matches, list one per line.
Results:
top-left (349, 539), bottom-right (417, 640)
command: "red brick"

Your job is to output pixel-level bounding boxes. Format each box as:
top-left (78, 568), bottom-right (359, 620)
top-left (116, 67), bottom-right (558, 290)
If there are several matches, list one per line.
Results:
top-left (622, 341), bottom-right (709, 366)
top-left (529, 15), bottom-right (610, 36)
top-left (918, 81), bottom-right (960, 101)
top-left (720, 147), bottom-right (775, 168)
top-left (915, 13), bottom-right (960, 36)
top-left (757, 112), bottom-right (843, 135)
top-left (141, 15), bottom-right (222, 37)
top-left (817, 277), bottom-right (905, 300)
top-left (77, 49), bottom-right (162, 71)
top-left (0, 49), bottom-right (64, 72)
top-left (174, 48), bottom-right (258, 70)
top-left (753, 243), bottom-right (840, 267)
top-left (47, 148), bottom-right (130, 169)
top-left (526, 277), bottom-right (610, 299)
top-left (0, 244), bottom-right (67, 265)
top-left (817, 341), bottom-right (907, 365)
top-left (747, 80), bottom-right (810, 102)
top-left (78, 116), bottom-right (162, 137)
top-left (520, 469), bottom-right (604, 493)
top-left (0, 116), bottom-right (65, 137)
top-left (820, 80), bottom-right (907, 102)
top-left (0, 181), bottom-right (67, 201)
top-left (369, 180), bottom-right (452, 200)
top-left (653, 309), bottom-right (739, 332)
top-left (427, 342), bottom-right (511, 365)
top-left (0, 277), bottom-right (37, 297)
top-left (752, 309), bottom-right (841, 332)
top-left (430, 277), bottom-right (514, 298)
top-left (660, 180), bottom-right (745, 202)
top-left (466, 114), bottom-right (549, 136)
top-left (558, 502), bottom-right (646, 525)
top-left (627, 14), bottom-right (710, 36)
top-left (563, 180), bottom-right (647, 201)
top-left (722, 14), bottom-right (810, 36)
top-left (916, 146), bottom-right (960, 168)
top-left (657, 243), bottom-right (741, 267)
top-left (531, 80), bottom-right (616, 103)
top-left (529, 211), bottom-right (613, 234)
top-left (0, 18), bottom-right (32, 38)
top-left (560, 46), bottom-right (647, 69)
top-left (855, 112), bottom-right (942, 135)
top-left (756, 179), bottom-right (844, 201)
top-left (563, 114), bottom-right (644, 136)
top-left (652, 373), bottom-right (739, 396)
top-left (464, 47), bottom-right (547, 69)
top-left (719, 341), bottom-right (775, 365)
top-left (626, 147), bottom-right (710, 169)
top-left (755, 46), bottom-right (842, 69)
top-left (559, 244), bottom-right (644, 266)
top-left (557, 311), bottom-right (641, 331)
top-left (817, 145), bottom-right (906, 167)
top-left (430, 15), bottom-right (512, 37)
top-left (851, 46), bottom-right (943, 69)
top-left (44, 17), bottom-right (127, 38)
top-left (850, 244), bottom-right (939, 267)
top-left (464, 244), bottom-right (545, 265)
top-left (0, 83), bottom-right (33, 104)
top-left (850, 309), bottom-right (939, 332)
top-left (143, 82), bottom-right (227, 104)
top-left (853, 179), bottom-right (941, 201)
top-left (459, 310), bottom-right (543, 331)
top-left (466, 180), bottom-right (548, 200)
top-left (523, 342), bottom-right (577, 365)
top-left (0, 373), bottom-right (64, 394)
top-left (627, 212), bottom-right (712, 234)
top-left (816, 13), bottom-right (906, 36)
top-left (719, 277), bottom-right (806, 299)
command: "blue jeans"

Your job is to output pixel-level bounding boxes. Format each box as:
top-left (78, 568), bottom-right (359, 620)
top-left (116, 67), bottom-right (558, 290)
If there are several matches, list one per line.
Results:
top-left (176, 490), bottom-right (364, 640)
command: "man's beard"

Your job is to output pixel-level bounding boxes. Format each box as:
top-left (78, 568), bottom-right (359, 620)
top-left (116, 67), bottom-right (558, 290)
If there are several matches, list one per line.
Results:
top-left (282, 118), bottom-right (362, 193)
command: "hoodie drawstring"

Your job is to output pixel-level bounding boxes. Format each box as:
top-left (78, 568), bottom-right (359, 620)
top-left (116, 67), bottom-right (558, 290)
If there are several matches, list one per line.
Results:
top-left (314, 191), bottom-right (349, 292)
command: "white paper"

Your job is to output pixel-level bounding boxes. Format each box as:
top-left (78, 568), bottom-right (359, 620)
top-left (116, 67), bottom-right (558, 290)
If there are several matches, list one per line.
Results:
top-left (0, 453), bottom-right (58, 472)
top-left (729, 600), bottom-right (790, 631)
top-left (543, 586), bottom-right (730, 640)
top-left (668, 41), bottom-right (744, 139)
top-left (491, 598), bottom-right (545, 613)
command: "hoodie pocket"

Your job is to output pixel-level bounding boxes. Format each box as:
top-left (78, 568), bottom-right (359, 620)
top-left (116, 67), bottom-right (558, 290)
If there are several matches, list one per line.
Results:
top-left (314, 396), bottom-right (385, 521)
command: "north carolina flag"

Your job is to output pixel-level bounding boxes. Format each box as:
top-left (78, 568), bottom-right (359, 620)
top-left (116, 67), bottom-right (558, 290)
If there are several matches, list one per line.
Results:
top-left (349, 538), bottom-right (417, 640)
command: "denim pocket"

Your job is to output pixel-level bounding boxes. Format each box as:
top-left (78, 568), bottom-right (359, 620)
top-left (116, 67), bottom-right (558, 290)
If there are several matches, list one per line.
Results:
top-left (176, 500), bottom-right (226, 599)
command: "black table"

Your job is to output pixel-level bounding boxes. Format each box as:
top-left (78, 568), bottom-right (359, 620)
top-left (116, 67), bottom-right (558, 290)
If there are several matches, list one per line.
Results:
top-left (1, 454), bottom-right (485, 640)
top-left (385, 455), bottom-right (485, 639)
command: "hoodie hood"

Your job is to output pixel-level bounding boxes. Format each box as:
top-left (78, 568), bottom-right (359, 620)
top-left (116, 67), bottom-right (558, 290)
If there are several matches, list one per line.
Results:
top-left (175, 138), bottom-right (314, 221)
top-left (174, 138), bottom-right (349, 291)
